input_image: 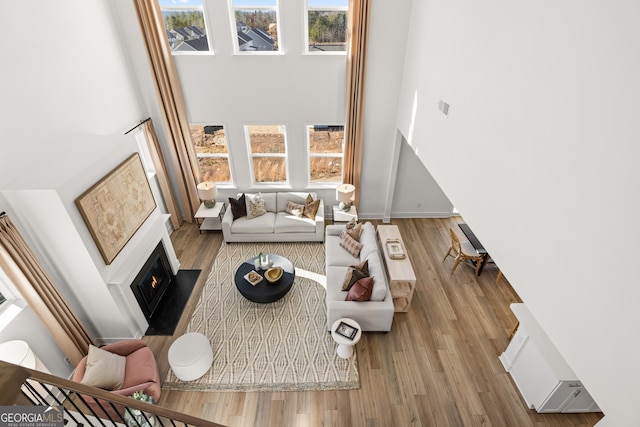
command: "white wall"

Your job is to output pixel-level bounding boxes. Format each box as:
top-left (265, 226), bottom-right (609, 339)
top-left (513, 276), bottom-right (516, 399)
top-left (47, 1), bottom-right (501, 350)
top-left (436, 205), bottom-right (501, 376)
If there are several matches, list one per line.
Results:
top-left (112, 0), bottom-right (424, 218)
top-left (0, 307), bottom-right (73, 378)
top-left (391, 136), bottom-right (453, 218)
top-left (0, 0), bottom-right (162, 368)
top-left (396, 0), bottom-right (640, 425)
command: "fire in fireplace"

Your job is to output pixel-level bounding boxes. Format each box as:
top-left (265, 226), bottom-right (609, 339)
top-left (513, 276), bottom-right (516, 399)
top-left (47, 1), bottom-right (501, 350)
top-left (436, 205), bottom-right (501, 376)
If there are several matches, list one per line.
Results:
top-left (130, 242), bottom-right (173, 319)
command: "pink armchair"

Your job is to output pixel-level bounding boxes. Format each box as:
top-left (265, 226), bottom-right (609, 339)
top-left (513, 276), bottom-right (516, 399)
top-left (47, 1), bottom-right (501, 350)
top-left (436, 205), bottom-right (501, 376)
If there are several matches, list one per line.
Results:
top-left (72, 339), bottom-right (161, 420)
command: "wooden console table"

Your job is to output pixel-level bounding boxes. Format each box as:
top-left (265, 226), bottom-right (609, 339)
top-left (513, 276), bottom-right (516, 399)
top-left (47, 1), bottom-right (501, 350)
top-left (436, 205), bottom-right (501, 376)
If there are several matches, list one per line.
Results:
top-left (376, 225), bottom-right (416, 312)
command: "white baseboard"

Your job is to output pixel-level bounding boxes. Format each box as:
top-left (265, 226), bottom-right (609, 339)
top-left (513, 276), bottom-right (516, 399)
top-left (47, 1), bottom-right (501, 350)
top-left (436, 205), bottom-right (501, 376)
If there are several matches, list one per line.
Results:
top-left (358, 211), bottom-right (457, 220)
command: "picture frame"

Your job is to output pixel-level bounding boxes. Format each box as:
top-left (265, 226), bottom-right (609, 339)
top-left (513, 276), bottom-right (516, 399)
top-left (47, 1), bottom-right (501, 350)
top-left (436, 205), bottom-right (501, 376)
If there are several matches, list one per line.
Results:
top-left (75, 153), bottom-right (156, 265)
top-left (335, 321), bottom-right (359, 340)
top-left (386, 238), bottom-right (406, 259)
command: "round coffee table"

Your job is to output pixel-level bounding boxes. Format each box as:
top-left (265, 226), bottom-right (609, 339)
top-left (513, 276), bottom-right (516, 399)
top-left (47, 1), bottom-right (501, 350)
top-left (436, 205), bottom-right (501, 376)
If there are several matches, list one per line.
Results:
top-left (234, 254), bottom-right (295, 303)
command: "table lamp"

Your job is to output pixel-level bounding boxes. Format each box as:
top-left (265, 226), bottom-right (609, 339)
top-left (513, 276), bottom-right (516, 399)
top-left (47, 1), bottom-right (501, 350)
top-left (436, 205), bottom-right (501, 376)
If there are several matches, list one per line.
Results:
top-left (336, 183), bottom-right (355, 211)
top-left (197, 182), bottom-right (217, 208)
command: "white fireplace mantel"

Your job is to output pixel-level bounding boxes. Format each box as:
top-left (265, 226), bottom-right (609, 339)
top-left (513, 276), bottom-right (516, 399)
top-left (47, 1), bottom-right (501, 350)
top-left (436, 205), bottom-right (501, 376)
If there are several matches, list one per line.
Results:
top-left (107, 213), bottom-right (179, 339)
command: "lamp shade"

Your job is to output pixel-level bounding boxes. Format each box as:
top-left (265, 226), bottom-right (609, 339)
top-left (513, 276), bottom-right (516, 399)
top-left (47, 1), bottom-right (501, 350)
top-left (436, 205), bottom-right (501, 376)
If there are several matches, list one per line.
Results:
top-left (336, 183), bottom-right (356, 203)
top-left (197, 182), bottom-right (217, 202)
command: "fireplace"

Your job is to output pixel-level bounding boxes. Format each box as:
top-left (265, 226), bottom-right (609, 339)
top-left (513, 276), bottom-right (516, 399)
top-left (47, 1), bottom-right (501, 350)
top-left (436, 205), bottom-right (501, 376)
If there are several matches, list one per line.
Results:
top-left (130, 242), bottom-right (173, 319)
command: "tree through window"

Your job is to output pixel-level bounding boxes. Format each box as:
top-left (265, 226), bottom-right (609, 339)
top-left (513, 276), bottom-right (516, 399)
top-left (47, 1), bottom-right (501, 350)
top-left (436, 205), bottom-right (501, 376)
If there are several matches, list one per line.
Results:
top-left (307, 0), bottom-right (348, 53)
top-left (159, 0), bottom-right (210, 53)
top-left (232, 0), bottom-right (280, 52)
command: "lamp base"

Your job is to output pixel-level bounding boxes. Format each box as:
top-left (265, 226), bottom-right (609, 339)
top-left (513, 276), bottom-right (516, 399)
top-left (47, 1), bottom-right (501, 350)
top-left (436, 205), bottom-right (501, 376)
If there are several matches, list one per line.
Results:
top-left (203, 200), bottom-right (216, 208)
top-left (338, 202), bottom-right (352, 211)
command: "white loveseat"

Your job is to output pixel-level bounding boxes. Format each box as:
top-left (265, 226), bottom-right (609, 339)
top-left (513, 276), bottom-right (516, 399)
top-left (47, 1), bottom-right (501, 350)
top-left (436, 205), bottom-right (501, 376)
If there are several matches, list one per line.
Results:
top-left (222, 192), bottom-right (325, 242)
top-left (325, 222), bottom-right (394, 332)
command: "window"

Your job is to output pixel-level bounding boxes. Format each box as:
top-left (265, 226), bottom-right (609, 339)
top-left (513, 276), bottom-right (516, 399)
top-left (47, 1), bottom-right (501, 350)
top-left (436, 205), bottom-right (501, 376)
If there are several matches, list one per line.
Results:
top-left (246, 125), bottom-right (288, 183)
top-left (159, 0), bottom-right (210, 53)
top-left (0, 269), bottom-right (14, 314)
top-left (0, 267), bottom-right (21, 323)
top-left (190, 125), bottom-right (232, 183)
top-left (308, 125), bottom-right (344, 184)
top-left (232, 0), bottom-right (280, 52)
top-left (306, 0), bottom-right (348, 53)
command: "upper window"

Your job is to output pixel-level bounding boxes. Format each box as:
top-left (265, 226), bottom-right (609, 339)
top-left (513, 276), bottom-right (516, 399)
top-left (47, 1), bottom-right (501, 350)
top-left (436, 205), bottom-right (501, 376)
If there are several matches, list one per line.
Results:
top-left (190, 125), bottom-right (232, 183)
top-left (159, 0), bottom-right (210, 53)
top-left (306, 0), bottom-right (348, 53)
top-left (232, 0), bottom-right (280, 53)
top-left (307, 125), bottom-right (344, 184)
top-left (246, 125), bottom-right (288, 184)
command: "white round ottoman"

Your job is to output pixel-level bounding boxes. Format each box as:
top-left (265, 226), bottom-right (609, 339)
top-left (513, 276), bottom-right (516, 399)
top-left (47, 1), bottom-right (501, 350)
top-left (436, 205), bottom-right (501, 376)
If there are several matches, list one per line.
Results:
top-left (168, 333), bottom-right (213, 381)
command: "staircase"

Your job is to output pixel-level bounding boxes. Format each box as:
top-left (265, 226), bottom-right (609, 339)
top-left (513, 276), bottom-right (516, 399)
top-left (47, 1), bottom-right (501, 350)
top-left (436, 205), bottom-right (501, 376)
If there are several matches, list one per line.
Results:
top-left (0, 360), bottom-right (224, 427)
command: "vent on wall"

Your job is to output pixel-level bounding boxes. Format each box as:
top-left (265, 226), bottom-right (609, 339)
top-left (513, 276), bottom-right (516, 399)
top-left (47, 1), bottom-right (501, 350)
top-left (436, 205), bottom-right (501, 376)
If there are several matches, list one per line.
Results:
top-left (438, 100), bottom-right (450, 116)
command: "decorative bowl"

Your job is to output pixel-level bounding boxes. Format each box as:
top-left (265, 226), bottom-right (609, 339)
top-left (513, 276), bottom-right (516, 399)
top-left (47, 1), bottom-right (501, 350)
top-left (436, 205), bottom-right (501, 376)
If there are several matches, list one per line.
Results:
top-left (265, 266), bottom-right (283, 283)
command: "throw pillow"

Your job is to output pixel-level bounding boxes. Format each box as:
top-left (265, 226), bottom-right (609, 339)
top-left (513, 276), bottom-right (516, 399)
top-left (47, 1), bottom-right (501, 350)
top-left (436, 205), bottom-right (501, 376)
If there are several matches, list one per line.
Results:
top-left (345, 217), bottom-right (357, 230)
top-left (246, 193), bottom-right (267, 219)
top-left (339, 232), bottom-right (363, 257)
top-left (305, 193), bottom-right (314, 204)
top-left (345, 276), bottom-right (374, 301)
top-left (80, 345), bottom-right (126, 391)
top-left (229, 193), bottom-right (247, 220)
top-left (341, 260), bottom-right (370, 291)
top-left (340, 222), bottom-right (363, 241)
top-left (285, 200), bottom-right (305, 217)
top-left (303, 199), bottom-right (320, 220)
top-left (351, 259), bottom-right (369, 276)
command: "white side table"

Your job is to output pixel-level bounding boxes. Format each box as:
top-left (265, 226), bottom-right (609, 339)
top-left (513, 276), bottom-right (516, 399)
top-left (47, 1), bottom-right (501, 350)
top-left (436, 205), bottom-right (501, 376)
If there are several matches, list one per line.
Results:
top-left (333, 205), bottom-right (358, 223)
top-left (194, 202), bottom-right (225, 233)
top-left (331, 318), bottom-right (362, 358)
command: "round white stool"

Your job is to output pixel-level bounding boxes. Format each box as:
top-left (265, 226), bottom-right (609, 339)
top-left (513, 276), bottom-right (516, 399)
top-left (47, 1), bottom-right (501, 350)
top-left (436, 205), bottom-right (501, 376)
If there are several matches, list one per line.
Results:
top-left (330, 318), bottom-right (362, 359)
top-left (168, 333), bottom-right (213, 381)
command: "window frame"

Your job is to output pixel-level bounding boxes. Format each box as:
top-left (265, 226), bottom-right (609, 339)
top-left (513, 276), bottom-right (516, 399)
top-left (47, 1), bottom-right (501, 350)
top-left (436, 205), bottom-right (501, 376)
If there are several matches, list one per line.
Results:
top-left (231, 0), bottom-right (282, 54)
top-left (245, 124), bottom-right (290, 186)
top-left (306, 124), bottom-right (345, 186)
top-left (190, 124), bottom-right (234, 185)
top-left (304, 1), bottom-right (348, 55)
top-left (0, 267), bottom-right (25, 331)
top-left (159, 1), bottom-right (213, 55)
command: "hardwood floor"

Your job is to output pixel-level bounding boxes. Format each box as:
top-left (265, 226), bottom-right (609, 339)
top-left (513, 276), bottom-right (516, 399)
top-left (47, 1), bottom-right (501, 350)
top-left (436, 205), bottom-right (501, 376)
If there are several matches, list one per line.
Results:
top-left (144, 218), bottom-right (603, 427)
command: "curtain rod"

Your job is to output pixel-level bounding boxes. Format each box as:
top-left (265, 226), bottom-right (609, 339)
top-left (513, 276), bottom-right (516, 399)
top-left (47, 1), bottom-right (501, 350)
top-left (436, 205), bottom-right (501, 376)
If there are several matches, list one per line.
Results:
top-left (124, 117), bottom-right (151, 135)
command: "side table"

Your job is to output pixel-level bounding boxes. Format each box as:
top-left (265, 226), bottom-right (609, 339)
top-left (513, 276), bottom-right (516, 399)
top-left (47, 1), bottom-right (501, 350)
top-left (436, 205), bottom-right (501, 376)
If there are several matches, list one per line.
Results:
top-left (333, 205), bottom-right (358, 223)
top-left (194, 202), bottom-right (225, 233)
top-left (331, 318), bottom-right (362, 358)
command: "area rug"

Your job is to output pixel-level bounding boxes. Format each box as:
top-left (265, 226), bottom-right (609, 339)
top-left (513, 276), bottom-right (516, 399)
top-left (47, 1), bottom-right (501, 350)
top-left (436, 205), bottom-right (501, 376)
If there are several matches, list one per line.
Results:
top-left (163, 241), bottom-right (359, 392)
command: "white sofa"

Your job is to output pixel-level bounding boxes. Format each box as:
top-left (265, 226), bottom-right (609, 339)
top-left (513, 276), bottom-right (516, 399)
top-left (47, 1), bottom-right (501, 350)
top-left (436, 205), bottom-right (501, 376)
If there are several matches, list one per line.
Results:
top-left (325, 222), bottom-right (394, 332)
top-left (222, 192), bottom-right (325, 242)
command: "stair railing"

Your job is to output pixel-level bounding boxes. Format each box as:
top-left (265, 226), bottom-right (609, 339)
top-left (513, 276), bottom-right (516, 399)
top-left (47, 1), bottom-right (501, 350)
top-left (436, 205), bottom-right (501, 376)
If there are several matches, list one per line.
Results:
top-left (0, 360), bottom-right (224, 427)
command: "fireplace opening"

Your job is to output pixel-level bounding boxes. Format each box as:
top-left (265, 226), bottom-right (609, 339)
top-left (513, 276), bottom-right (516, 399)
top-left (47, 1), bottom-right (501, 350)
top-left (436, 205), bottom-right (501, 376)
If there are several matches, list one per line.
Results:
top-left (130, 242), bottom-right (173, 319)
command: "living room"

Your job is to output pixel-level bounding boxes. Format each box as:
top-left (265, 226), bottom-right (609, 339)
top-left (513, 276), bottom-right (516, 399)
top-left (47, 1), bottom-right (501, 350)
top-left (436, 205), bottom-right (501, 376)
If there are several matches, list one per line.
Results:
top-left (1, 1), bottom-right (639, 426)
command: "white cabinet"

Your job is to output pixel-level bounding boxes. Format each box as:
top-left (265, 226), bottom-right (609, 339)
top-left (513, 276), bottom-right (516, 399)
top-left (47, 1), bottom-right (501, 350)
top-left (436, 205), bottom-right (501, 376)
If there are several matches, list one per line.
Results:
top-left (499, 304), bottom-right (600, 413)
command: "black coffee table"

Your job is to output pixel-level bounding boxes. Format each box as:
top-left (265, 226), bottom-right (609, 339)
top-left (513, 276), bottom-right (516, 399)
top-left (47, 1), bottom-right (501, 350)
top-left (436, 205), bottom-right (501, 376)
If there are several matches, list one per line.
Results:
top-left (234, 254), bottom-right (295, 303)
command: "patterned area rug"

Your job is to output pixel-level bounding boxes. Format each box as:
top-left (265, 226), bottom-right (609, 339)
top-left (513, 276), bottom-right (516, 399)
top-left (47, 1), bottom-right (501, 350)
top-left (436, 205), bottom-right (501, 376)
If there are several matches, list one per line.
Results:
top-left (163, 241), bottom-right (359, 392)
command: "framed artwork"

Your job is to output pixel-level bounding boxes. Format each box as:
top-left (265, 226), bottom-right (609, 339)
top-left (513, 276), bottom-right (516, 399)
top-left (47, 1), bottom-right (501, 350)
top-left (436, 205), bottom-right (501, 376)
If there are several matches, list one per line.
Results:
top-left (75, 153), bottom-right (156, 265)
